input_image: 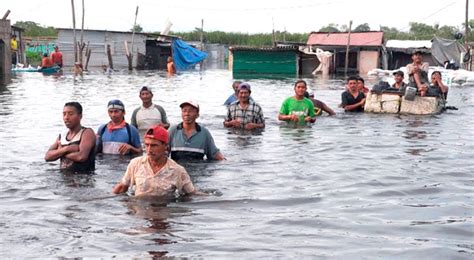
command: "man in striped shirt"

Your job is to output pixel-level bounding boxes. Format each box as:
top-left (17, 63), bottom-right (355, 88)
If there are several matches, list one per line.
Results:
top-left (224, 82), bottom-right (265, 130)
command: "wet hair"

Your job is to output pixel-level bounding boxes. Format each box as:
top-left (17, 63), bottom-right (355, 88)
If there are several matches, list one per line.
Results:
top-left (347, 76), bottom-right (359, 82)
top-left (356, 77), bottom-right (365, 83)
top-left (232, 80), bottom-right (242, 87)
top-left (64, 102), bottom-right (83, 114)
top-left (294, 79), bottom-right (307, 88)
top-left (432, 71), bottom-right (442, 76)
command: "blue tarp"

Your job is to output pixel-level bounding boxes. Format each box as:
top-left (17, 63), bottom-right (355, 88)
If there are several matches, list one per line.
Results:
top-left (172, 39), bottom-right (208, 70)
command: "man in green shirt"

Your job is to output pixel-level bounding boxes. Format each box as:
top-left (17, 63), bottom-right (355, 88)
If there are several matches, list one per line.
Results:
top-left (278, 80), bottom-right (316, 126)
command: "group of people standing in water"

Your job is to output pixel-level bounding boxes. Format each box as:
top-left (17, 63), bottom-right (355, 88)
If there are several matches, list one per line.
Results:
top-left (45, 50), bottom-right (450, 197)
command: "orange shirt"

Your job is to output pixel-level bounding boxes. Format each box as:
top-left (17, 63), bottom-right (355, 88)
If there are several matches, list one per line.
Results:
top-left (41, 57), bottom-right (54, 68)
top-left (51, 51), bottom-right (63, 66)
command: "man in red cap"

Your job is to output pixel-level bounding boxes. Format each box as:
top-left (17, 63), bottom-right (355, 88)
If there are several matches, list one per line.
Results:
top-left (112, 125), bottom-right (198, 197)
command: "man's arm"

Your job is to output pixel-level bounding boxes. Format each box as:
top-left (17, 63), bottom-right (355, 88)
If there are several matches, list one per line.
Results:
top-left (44, 136), bottom-right (79, 161)
top-left (64, 128), bottom-right (96, 162)
top-left (343, 98), bottom-right (366, 111)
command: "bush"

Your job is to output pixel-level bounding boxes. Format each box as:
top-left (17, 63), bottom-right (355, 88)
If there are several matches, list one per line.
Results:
top-left (25, 51), bottom-right (42, 66)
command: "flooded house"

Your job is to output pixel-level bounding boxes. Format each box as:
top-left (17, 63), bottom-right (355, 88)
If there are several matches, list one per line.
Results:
top-left (306, 31), bottom-right (385, 75)
top-left (0, 20), bottom-right (12, 86)
top-left (229, 45), bottom-right (301, 78)
top-left (385, 39), bottom-right (433, 70)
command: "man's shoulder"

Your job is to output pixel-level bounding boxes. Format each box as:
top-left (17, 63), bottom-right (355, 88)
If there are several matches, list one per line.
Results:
top-left (166, 158), bottom-right (186, 172)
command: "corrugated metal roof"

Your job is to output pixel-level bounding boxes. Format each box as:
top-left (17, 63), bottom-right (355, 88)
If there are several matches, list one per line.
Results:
top-left (307, 31), bottom-right (384, 47)
top-left (385, 40), bottom-right (432, 49)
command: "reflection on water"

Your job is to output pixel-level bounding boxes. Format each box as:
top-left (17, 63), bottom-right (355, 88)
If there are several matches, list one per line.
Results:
top-left (0, 69), bottom-right (473, 258)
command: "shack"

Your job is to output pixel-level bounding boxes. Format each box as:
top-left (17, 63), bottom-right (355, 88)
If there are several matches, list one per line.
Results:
top-left (57, 28), bottom-right (147, 68)
top-left (229, 46), bottom-right (300, 77)
top-left (385, 40), bottom-right (433, 70)
top-left (306, 31), bottom-right (384, 74)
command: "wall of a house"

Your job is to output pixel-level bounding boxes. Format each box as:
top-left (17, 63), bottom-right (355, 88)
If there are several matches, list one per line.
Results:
top-left (358, 50), bottom-right (379, 75)
top-left (57, 30), bottom-right (146, 68)
top-left (0, 20), bottom-right (12, 86)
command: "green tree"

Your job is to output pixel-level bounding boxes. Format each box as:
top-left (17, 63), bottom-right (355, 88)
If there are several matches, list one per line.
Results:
top-left (131, 24), bottom-right (143, 33)
top-left (13, 21), bottom-right (57, 37)
top-left (318, 23), bottom-right (340, 33)
top-left (408, 22), bottom-right (437, 39)
top-left (353, 23), bottom-right (371, 32)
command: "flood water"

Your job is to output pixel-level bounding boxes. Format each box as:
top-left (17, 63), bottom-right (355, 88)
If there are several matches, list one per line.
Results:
top-left (0, 69), bottom-right (473, 258)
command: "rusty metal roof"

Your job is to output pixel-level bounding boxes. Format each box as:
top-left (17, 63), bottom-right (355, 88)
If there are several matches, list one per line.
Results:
top-left (307, 31), bottom-right (384, 47)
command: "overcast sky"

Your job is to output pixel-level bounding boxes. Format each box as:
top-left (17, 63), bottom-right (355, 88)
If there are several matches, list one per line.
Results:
top-left (3, 0), bottom-right (470, 34)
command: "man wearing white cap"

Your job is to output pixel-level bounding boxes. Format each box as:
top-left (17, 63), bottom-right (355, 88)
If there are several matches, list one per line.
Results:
top-left (168, 101), bottom-right (224, 161)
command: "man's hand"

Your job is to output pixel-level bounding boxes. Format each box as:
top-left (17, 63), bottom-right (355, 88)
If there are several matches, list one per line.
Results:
top-left (118, 144), bottom-right (132, 155)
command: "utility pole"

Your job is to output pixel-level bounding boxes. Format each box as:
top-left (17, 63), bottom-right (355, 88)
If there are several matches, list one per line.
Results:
top-left (128, 5), bottom-right (139, 70)
top-left (344, 20), bottom-right (353, 76)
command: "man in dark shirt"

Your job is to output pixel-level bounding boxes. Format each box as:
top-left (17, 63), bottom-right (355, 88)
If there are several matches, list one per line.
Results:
top-left (341, 76), bottom-right (366, 112)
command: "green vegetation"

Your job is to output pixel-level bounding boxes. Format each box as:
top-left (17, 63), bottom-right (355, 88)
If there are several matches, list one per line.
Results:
top-left (13, 21), bottom-right (57, 37)
top-left (171, 29), bottom-right (307, 46)
top-left (13, 20), bottom-right (473, 45)
top-left (25, 50), bottom-right (42, 66)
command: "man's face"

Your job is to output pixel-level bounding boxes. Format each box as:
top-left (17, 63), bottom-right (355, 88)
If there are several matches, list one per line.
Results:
top-left (356, 80), bottom-right (364, 91)
top-left (144, 138), bottom-right (167, 161)
top-left (232, 83), bottom-right (240, 93)
top-left (63, 106), bottom-right (82, 129)
top-left (394, 74), bottom-right (404, 83)
top-left (108, 108), bottom-right (125, 124)
top-left (348, 80), bottom-right (358, 92)
top-left (237, 89), bottom-right (250, 102)
top-left (294, 82), bottom-right (307, 97)
top-left (412, 53), bottom-right (422, 63)
top-left (181, 105), bottom-right (199, 124)
top-left (139, 91), bottom-right (153, 103)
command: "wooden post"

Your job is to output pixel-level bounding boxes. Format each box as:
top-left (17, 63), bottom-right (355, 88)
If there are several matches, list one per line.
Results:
top-left (128, 6), bottom-right (139, 70)
top-left (78, 0), bottom-right (85, 65)
top-left (200, 19), bottom-right (204, 50)
top-left (2, 10), bottom-right (10, 20)
top-left (84, 48), bottom-right (91, 71)
top-left (344, 20), bottom-right (353, 76)
top-left (107, 44), bottom-right (113, 70)
top-left (71, 0), bottom-right (77, 63)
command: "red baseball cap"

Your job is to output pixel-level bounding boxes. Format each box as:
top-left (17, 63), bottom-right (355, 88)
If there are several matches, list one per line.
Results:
top-left (144, 125), bottom-right (169, 143)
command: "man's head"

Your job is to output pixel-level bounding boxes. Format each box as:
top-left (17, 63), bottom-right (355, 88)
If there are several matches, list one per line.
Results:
top-left (107, 99), bottom-right (125, 124)
top-left (232, 80), bottom-right (242, 93)
top-left (431, 71), bottom-right (442, 82)
top-left (294, 80), bottom-right (307, 98)
top-left (347, 76), bottom-right (359, 92)
top-left (139, 86), bottom-right (153, 104)
top-left (393, 70), bottom-right (404, 83)
top-left (411, 50), bottom-right (423, 63)
top-left (167, 56), bottom-right (173, 62)
top-left (54, 46), bottom-right (59, 51)
top-left (237, 82), bottom-right (251, 102)
top-left (180, 101), bottom-right (200, 125)
top-left (63, 102), bottom-right (83, 129)
top-left (356, 77), bottom-right (365, 91)
top-left (11, 34), bottom-right (16, 39)
top-left (144, 125), bottom-right (169, 160)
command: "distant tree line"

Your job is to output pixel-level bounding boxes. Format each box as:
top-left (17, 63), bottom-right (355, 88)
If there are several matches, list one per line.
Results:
top-left (14, 20), bottom-right (473, 45)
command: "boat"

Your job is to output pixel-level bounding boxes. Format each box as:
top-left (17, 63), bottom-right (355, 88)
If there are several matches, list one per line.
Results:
top-left (364, 91), bottom-right (445, 115)
top-left (12, 66), bottom-right (61, 74)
